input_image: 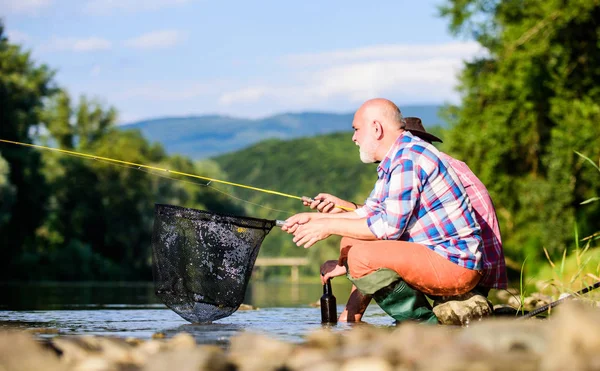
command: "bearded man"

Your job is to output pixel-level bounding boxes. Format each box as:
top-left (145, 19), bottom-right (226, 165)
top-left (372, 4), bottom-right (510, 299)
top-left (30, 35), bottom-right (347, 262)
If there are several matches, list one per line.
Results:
top-left (282, 98), bottom-right (483, 324)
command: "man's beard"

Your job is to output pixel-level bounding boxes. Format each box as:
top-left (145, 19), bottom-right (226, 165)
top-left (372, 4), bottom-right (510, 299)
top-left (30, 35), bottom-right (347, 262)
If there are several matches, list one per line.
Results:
top-left (357, 139), bottom-right (378, 163)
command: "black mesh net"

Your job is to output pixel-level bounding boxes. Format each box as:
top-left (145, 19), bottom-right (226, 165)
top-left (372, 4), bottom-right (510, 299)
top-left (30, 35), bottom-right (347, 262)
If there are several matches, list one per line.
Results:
top-left (151, 204), bottom-right (277, 323)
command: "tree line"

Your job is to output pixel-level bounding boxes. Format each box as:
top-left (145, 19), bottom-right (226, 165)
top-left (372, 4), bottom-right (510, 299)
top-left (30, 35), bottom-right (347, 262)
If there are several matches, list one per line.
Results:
top-left (1, 0), bottom-right (599, 282)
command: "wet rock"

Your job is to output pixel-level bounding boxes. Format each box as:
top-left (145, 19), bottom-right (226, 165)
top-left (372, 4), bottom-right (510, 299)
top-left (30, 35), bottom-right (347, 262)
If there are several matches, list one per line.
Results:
top-left (433, 293), bottom-right (493, 325)
top-left (238, 304), bottom-right (258, 311)
top-left (0, 330), bottom-right (63, 371)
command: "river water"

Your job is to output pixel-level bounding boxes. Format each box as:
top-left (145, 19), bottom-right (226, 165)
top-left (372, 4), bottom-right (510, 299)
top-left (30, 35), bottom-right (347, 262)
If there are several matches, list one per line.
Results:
top-left (0, 281), bottom-right (393, 344)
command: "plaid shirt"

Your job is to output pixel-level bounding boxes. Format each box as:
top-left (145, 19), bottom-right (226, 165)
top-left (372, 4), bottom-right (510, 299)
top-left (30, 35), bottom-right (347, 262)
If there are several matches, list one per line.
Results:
top-left (355, 131), bottom-right (482, 271)
top-left (439, 153), bottom-right (507, 289)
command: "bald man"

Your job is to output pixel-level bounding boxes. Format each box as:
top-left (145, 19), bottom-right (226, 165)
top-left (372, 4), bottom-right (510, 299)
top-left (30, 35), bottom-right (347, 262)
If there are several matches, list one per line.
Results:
top-left (282, 98), bottom-right (483, 324)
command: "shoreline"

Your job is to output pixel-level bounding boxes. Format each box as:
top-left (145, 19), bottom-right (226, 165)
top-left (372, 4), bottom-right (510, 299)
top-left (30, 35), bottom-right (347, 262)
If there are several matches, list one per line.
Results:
top-left (2, 302), bottom-right (600, 371)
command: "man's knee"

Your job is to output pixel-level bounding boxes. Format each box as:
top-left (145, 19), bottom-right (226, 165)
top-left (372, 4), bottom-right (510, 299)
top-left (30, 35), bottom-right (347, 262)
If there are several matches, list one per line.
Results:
top-left (346, 244), bottom-right (372, 278)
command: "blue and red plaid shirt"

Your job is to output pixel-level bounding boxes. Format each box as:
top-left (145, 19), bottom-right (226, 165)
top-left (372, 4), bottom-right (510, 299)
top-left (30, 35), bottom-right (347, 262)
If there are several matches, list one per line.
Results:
top-left (355, 131), bottom-right (483, 271)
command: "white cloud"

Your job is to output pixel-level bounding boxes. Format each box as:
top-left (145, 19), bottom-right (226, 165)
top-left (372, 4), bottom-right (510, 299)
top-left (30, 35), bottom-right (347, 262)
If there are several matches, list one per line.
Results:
top-left (282, 42), bottom-right (483, 67)
top-left (0, 0), bottom-right (52, 15)
top-left (219, 42), bottom-right (484, 108)
top-left (84, 0), bottom-right (193, 15)
top-left (45, 37), bottom-right (112, 52)
top-left (6, 30), bottom-right (30, 43)
top-left (115, 82), bottom-right (217, 101)
top-left (124, 30), bottom-right (186, 50)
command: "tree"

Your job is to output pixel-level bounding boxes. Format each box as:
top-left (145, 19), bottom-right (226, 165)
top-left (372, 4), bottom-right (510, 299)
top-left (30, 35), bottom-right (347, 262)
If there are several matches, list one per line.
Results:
top-left (0, 154), bottom-right (15, 228)
top-left (439, 0), bottom-right (600, 263)
top-left (0, 22), bottom-right (56, 277)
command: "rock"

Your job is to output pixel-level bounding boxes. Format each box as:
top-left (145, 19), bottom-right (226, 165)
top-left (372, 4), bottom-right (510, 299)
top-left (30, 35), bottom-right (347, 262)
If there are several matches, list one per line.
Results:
top-left (524, 293), bottom-right (552, 310)
top-left (433, 293), bottom-right (493, 326)
top-left (541, 302), bottom-right (600, 371)
top-left (342, 357), bottom-right (393, 371)
top-left (143, 345), bottom-right (228, 371)
top-left (228, 332), bottom-right (294, 371)
top-left (386, 322), bottom-right (457, 366)
top-left (0, 330), bottom-right (63, 371)
top-left (304, 328), bottom-right (341, 351)
top-left (52, 335), bottom-right (141, 369)
top-left (286, 348), bottom-right (331, 370)
top-left (238, 304), bottom-right (258, 311)
top-left (457, 319), bottom-right (549, 355)
top-left (494, 288), bottom-right (520, 302)
top-left (166, 332), bottom-right (196, 350)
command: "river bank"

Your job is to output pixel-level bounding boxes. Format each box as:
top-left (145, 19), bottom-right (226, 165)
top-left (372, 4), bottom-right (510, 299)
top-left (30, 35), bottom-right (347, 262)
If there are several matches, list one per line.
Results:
top-left (2, 302), bottom-right (600, 371)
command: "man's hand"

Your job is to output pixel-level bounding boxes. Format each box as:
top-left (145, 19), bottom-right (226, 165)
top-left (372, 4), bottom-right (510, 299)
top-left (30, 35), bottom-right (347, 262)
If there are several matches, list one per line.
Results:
top-left (281, 212), bottom-right (315, 234)
top-left (290, 218), bottom-right (332, 248)
top-left (303, 193), bottom-right (353, 214)
top-left (320, 260), bottom-right (347, 284)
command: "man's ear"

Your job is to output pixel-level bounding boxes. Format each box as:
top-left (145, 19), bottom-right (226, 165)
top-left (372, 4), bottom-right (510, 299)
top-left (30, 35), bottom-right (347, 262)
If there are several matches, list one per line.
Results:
top-left (373, 120), bottom-right (384, 139)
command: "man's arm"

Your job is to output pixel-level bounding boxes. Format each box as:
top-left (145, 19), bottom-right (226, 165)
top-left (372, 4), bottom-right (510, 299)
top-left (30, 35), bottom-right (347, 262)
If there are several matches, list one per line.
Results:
top-left (339, 285), bottom-right (372, 322)
top-left (288, 217), bottom-right (377, 248)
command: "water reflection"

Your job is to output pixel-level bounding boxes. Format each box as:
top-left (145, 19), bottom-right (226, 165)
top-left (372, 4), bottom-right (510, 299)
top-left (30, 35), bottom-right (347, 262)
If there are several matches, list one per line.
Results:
top-left (0, 280), bottom-right (354, 310)
top-left (0, 280), bottom-right (390, 344)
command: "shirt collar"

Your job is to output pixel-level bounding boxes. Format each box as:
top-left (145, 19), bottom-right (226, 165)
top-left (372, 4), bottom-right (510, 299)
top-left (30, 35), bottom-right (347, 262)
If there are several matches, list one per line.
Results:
top-left (376, 131), bottom-right (414, 174)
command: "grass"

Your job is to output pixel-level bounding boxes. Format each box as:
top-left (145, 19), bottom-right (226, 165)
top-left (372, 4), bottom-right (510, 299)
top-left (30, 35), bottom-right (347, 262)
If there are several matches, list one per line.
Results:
top-left (508, 151), bottom-right (600, 312)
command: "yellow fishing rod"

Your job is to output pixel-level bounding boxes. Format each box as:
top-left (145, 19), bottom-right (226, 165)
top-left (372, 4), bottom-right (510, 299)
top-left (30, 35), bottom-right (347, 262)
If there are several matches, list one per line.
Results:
top-left (0, 138), bottom-right (354, 212)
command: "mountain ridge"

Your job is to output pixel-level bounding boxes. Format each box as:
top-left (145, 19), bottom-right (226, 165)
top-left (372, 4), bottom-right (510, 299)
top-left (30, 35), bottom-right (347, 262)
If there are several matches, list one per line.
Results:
top-left (120, 105), bottom-right (445, 159)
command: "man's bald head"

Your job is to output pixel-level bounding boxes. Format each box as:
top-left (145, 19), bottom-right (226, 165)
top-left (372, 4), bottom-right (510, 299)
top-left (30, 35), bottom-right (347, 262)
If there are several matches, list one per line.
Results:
top-left (351, 98), bottom-right (407, 163)
top-left (355, 98), bottom-right (405, 131)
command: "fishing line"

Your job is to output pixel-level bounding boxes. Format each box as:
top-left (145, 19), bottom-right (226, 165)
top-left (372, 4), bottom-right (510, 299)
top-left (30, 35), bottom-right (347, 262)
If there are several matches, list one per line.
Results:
top-left (0, 138), bottom-right (353, 211)
top-left (98, 158), bottom-right (294, 215)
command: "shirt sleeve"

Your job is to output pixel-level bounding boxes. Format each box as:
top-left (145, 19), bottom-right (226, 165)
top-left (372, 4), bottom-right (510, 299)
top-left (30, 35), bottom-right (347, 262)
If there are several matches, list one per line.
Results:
top-left (364, 160), bottom-right (420, 240)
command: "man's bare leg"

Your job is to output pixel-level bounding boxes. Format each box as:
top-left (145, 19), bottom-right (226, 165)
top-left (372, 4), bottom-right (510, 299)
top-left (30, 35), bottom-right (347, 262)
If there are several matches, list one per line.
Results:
top-left (339, 284), bottom-right (372, 322)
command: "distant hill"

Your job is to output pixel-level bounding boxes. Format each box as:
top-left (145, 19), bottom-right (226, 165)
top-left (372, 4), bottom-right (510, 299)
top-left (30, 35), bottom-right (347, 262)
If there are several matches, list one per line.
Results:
top-left (121, 105), bottom-right (445, 159)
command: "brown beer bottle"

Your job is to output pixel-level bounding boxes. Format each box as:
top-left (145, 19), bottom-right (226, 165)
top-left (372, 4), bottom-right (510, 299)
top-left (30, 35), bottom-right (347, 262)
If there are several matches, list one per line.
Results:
top-left (320, 277), bottom-right (337, 324)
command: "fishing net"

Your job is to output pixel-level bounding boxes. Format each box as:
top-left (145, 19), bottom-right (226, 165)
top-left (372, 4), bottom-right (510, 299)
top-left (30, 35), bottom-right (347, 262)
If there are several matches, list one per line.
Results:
top-left (151, 204), bottom-right (278, 323)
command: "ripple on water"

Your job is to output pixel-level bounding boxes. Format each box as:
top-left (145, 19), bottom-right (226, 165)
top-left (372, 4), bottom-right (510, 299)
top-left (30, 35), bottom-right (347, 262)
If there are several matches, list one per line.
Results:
top-left (0, 305), bottom-right (394, 344)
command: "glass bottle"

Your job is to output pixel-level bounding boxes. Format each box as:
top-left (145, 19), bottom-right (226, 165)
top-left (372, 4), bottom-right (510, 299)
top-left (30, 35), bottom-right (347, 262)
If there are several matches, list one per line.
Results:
top-left (320, 277), bottom-right (337, 324)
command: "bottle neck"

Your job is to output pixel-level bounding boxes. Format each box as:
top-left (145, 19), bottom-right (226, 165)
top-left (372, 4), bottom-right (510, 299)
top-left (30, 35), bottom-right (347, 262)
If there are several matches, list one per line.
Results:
top-left (323, 279), bottom-right (332, 295)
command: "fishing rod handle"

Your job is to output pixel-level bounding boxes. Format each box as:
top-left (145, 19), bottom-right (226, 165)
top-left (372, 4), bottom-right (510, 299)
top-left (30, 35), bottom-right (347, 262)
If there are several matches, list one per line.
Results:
top-left (301, 196), bottom-right (355, 212)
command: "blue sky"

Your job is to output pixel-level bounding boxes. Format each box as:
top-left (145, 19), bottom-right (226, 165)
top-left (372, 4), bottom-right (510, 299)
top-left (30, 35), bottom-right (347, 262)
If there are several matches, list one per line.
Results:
top-left (2, 0), bottom-right (481, 123)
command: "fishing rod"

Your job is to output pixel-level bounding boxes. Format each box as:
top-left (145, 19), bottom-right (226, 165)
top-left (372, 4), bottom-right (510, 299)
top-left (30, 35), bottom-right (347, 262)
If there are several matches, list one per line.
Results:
top-left (518, 280), bottom-right (600, 319)
top-left (0, 139), bottom-right (354, 213)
